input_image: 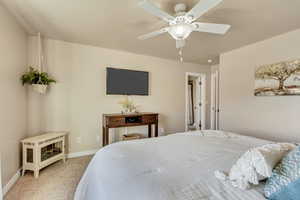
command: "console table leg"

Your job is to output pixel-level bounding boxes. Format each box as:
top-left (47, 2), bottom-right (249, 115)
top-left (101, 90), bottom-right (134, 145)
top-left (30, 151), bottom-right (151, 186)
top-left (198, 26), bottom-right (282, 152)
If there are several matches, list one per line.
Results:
top-left (105, 128), bottom-right (109, 146)
top-left (103, 127), bottom-right (109, 146)
top-left (102, 127), bottom-right (106, 146)
top-left (102, 127), bottom-right (111, 146)
top-left (155, 123), bottom-right (158, 137)
top-left (148, 124), bottom-right (152, 138)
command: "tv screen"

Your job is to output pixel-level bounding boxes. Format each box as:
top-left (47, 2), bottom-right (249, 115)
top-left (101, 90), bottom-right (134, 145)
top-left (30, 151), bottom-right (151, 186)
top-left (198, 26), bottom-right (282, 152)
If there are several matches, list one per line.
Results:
top-left (106, 68), bottom-right (149, 95)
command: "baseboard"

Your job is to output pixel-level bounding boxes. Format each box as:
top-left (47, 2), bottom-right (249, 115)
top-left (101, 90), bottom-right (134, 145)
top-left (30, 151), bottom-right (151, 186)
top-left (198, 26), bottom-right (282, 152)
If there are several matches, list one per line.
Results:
top-left (3, 169), bottom-right (21, 196)
top-left (67, 149), bottom-right (99, 159)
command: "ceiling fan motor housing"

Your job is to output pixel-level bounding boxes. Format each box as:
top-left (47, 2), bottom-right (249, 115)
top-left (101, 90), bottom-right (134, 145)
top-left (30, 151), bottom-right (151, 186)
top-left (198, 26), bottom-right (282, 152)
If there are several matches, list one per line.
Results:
top-left (174, 3), bottom-right (187, 14)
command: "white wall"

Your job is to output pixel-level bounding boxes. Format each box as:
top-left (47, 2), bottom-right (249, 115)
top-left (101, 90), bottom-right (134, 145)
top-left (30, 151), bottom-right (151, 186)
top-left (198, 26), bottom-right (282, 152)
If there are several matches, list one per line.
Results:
top-left (28, 37), bottom-right (211, 153)
top-left (219, 28), bottom-right (300, 142)
top-left (0, 3), bottom-right (28, 188)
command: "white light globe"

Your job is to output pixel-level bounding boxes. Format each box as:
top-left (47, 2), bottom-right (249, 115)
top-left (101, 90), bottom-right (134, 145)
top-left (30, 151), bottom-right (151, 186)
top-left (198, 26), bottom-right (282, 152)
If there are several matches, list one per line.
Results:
top-left (168, 24), bottom-right (193, 40)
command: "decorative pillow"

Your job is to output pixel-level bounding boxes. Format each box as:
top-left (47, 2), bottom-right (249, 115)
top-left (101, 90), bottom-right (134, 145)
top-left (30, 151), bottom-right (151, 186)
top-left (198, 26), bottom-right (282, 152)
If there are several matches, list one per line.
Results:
top-left (215, 143), bottom-right (295, 190)
top-left (254, 143), bottom-right (296, 178)
top-left (264, 145), bottom-right (300, 199)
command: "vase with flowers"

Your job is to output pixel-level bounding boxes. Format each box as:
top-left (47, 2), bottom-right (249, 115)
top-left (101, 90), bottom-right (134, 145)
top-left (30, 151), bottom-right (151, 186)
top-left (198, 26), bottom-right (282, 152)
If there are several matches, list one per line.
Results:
top-left (118, 96), bottom-right (138, 113)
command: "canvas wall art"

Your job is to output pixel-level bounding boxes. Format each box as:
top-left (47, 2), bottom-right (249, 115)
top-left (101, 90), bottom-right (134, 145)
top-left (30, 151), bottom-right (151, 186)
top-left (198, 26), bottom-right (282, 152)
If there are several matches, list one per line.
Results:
top-left (255, 59), bottom-right (300, 96)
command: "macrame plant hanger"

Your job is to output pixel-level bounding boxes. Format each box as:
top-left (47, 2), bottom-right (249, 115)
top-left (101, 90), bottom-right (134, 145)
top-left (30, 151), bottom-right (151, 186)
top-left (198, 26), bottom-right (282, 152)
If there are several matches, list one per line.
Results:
top-left (38, 32), bottom-right (43, 82)
top-left (32, 32), bottom-right (48, 94)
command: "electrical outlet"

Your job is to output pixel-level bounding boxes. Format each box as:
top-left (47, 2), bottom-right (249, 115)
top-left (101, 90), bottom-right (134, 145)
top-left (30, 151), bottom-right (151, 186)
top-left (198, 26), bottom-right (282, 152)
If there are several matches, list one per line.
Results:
top-left (96, 135), bottom-right (100, 142)
top-left (160, 128), bottom-right (165, 134)
top-left (76, 137), bottom-right (82, 144)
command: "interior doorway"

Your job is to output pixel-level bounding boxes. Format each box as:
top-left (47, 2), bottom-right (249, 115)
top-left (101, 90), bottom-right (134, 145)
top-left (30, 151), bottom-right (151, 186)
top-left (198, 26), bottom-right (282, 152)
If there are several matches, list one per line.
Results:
top-left (185, 72), bottom-right (206, 131)
top-left (211, 70), bottom-right (220, 130)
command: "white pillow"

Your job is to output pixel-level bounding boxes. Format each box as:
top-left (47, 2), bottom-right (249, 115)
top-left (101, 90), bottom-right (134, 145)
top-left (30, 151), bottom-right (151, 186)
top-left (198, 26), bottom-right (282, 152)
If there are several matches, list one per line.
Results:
top-left (215, 143), bottom-right (296, 190)
top-left (253, 143), bottom-right (296, 177)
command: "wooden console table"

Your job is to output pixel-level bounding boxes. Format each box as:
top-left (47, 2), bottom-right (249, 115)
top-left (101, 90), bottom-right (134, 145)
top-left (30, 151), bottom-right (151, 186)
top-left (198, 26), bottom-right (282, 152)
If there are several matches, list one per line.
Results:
top-left (102, 112), bottom-right (159, 146)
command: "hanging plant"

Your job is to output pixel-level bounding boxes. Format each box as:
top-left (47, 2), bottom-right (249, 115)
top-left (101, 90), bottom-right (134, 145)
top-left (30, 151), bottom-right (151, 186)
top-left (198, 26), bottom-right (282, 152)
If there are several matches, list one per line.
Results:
top-left (21, 67), bottom-right (56, 94)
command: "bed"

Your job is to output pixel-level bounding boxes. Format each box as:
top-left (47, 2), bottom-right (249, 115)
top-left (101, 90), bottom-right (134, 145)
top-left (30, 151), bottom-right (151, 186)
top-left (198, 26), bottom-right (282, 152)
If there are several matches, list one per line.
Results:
top-left (74, 130), bottom-right (270, 200)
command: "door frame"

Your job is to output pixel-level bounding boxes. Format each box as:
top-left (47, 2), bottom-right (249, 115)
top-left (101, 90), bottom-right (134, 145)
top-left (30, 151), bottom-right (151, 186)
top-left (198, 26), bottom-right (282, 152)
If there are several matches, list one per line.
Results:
top-left (185, 72), bottom-right (206, 132)
top-left (0, 158), bottom-right (2, 200)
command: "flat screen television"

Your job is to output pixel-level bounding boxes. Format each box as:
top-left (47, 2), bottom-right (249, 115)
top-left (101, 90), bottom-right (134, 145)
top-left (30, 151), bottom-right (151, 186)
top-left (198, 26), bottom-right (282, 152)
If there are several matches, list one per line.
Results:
top-left (106, 67), bottom-right (149, 95)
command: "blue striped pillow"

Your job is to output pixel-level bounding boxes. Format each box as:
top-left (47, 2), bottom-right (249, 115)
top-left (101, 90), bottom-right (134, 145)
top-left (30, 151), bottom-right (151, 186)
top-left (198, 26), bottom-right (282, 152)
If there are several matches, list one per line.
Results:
top-left (264, 145), bottom-right (300, 200)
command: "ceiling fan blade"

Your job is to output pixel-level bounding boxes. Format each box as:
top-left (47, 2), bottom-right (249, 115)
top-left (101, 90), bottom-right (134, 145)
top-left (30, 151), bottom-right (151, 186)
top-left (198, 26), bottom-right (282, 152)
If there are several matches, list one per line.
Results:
top-left (138, 27), bottom-right (169, 40)
top-left (192, 22), bottom-right (230, 34)
top-left (138, 0), bottom-right (174, 22)
top-left (185, 0), bottom-right (223, 21)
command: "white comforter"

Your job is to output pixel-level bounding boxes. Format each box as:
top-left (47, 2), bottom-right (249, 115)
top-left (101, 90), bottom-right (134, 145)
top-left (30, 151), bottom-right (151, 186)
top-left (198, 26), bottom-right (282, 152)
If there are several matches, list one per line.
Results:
top-left (74, 131), bottom-right (270, 200)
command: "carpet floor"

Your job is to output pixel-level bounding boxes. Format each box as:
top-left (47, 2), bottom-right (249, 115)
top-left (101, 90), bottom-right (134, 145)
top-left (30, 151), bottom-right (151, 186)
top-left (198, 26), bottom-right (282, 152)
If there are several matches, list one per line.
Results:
top-left (4, 156), bottom-right (92, 200)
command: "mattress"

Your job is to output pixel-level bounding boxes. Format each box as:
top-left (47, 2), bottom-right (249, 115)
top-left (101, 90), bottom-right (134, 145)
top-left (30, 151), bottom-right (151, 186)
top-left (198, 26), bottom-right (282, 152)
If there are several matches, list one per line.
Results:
top-left (74, 130), bottom-right (270, 200)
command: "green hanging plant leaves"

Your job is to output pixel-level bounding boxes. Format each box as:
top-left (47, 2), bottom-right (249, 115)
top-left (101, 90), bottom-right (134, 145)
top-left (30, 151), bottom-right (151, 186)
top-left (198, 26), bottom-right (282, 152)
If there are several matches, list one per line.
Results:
top-left (21, 67), bottom-right (56, 85)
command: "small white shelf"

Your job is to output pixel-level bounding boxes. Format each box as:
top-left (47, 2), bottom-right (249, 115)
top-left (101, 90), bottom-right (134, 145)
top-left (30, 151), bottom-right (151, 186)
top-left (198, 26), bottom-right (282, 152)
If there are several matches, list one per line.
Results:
top-left (21, 132), bottom-right (68, 178)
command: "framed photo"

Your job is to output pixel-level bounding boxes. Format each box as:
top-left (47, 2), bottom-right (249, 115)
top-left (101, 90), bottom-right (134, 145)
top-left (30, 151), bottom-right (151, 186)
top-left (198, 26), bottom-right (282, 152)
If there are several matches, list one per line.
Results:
top-left (255, 59), bottom-right (300, 96)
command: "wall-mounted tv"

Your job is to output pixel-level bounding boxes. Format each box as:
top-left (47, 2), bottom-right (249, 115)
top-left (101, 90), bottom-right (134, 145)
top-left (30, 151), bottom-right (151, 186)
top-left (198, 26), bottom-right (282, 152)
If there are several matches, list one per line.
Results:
top-left (106, 67), bottom-right (149, 95)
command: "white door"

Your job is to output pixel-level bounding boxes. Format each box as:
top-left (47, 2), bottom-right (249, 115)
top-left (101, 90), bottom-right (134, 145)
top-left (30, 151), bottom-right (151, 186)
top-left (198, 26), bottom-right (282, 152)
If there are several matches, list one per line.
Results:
top-left (215, 70), bottom-right (220, 130)
top-left (211, 71), bottom-right (220, 130)
top-left (185, 73), bottom-right (206, 131)
top-left (194, 77), bottom-right (202, 130)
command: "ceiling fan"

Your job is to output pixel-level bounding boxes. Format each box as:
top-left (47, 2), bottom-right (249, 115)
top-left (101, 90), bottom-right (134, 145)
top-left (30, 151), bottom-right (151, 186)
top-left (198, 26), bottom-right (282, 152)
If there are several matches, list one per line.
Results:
top-left (138, 0), bottom-right (231, 61)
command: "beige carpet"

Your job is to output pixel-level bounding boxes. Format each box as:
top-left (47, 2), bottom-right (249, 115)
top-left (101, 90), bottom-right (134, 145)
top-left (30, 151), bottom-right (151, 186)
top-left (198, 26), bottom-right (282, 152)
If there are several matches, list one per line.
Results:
top-left (4, 156), bottom-right (92, 200)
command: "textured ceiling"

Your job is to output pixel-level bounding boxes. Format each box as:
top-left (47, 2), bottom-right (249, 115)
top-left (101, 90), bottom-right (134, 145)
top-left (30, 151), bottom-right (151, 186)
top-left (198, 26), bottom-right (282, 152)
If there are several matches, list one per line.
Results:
top-left (2, 0), bottom-right (300, 64)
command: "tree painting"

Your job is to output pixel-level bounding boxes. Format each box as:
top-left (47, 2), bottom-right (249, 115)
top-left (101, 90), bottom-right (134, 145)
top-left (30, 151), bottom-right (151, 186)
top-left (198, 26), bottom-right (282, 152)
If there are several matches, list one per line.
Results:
top-left (255, 59), bottom-right (300, 96)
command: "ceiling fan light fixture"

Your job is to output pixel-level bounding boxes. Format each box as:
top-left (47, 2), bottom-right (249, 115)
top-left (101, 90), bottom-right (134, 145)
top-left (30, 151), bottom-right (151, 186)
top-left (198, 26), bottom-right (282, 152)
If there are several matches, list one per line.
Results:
top-left (138, 0), bottom-right (231, 63)
top-left (168, 24), bottom-right (193, 40)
